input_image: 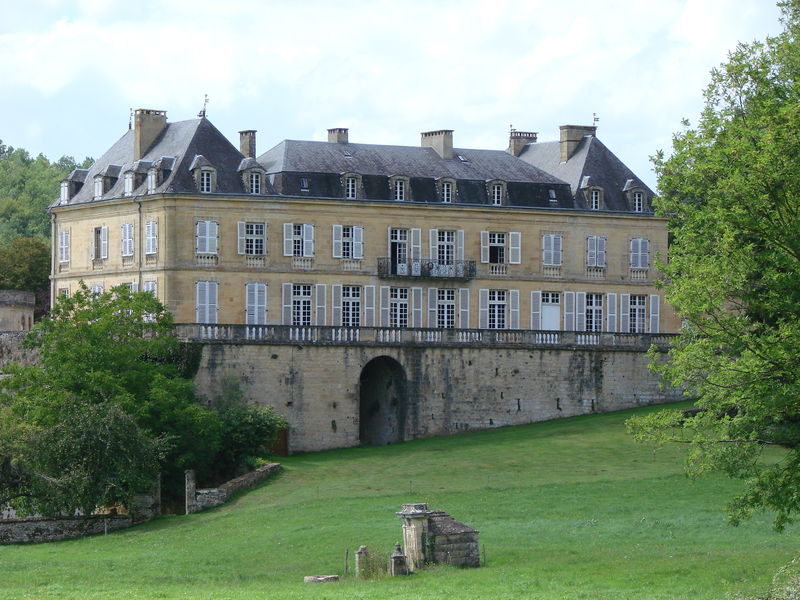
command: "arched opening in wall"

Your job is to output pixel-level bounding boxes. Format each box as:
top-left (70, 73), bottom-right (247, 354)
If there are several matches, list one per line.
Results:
top-left (359, 356), bottom-right (408, 446)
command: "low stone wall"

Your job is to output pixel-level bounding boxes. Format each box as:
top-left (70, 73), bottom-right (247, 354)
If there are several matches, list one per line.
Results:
top-left (0, 331), bottom-right (38, 374)
top-left (427, 510), bottom-right (480, 567)
top-left (0, 487), bottom-right (160, 544)
top-left (186, 462), bottom-right (281, 514)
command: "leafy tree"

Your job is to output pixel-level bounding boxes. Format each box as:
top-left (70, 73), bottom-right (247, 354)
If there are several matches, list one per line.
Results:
top-left (0, 236), bottom-right (52, 314)
top-left (627, 0), bottom-right (800, 531)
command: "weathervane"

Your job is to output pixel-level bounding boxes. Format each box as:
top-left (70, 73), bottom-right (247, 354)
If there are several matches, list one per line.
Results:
top-left (198, 94), bottom-right (209, 118)
top-left (593, 112), bottom-right (600, 127)
top-left (128, 108), bottom-right (133, 130)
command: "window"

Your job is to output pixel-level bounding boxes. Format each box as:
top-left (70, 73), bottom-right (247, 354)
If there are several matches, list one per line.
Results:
top-left (60, 181), bottom-right (69, 203)
top-left (58, 229), bottom-right (70, 263)
top-left (195, 281), bottom-right (218, 324)
top-left (437, 230), bottom-right (455, 265)
top-left (548, 189), bottom-right (557, 202)
top-left (143, 280), bottom-right (157, 295)
top-left (124, 172), bottom-right (134, 196)
top-left (441, 181), bottom-right (453, 203)
top-left (239, 222), bottom-right (265, 255)
top-left (292, 284), bottom-right (312, 326)
top-left (145, 221), bottom-right (158, 255)
top-left (489, 233), bottom-right (506, 264)
top-left (89, 284), bottom-right (103, 296)
top-left (341, 226), bottom-right (355, 258)
top-left (542, 234), bottom-right (563, 266)
top-left (92, 226), bottom-right (108, 260)
top-left (249, 172), bottom-right (261, 195)
top-left (491, 184), bottom-right (503, 206)
top-left (345, 177), bottom-right (357, 199)
top-left (630, 238), bottom-right (650, 268)
top-left (121, 223), bottom-right (134, 257)
top-left (147, 169), bottom-right (158, 193)
top-left (586, 236), bottom-right (607, 267)
top-left (437, 289), bottom-right (455, 328)
top-left (299, 177), bottom-right (309, 192)
top-left (94, 176), bottom-right (104, 200)
top-left (586, 293), bottom-right (603, 332)
top-left (199, 170), bottom-right (213, 193)
top-left (633, 191), bottom-right (644, 212)
top-left (629, 294), bottom-right (646, 333)
top-left (488, 289), bottom-right (506, 329)
top-left (590, 189), bottom-right (601, 210)
top-left (196, 221), bottom-right (218, 254)
top-left (390, 287), bottom-right (409, 328)
top-left (245, 282), bottom-right (267, 325)
top-left (390, 228), bottom-right (409, 272)
top-left (284, 223), bottom-right (314, 257)
top-left (342, 286), bottom-right (361, 327)
top-left (393, 179), bottom-right (405, 201)
top-left (58, 288), bottom-right (70, 298)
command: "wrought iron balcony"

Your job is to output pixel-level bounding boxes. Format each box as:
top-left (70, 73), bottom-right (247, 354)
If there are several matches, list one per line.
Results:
top-left (377, 258), bottom-right (476, 280)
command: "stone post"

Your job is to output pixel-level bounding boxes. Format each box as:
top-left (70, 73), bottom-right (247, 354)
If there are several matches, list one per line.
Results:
top-left (396, 503), bottom-right (432, 572)
top-left (185, 469), bottom-right (197, 515)
top-left (389, 542), bottom-right (408, 576)
top-left (354, 545), bottom-right (367, 579)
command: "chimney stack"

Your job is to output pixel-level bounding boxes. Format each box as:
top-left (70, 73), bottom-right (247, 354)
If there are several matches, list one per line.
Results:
top-left (239, 130), bottom-right (257, 158)
top-left (559, 124), bottom-right (597, 162)
top-left (133, 109), bottom-right (167, 161)
top-left (507, 129), bottom-right (538, 156)
top-left (421, 130), bottom-right (454, 159)
top-left (328, 128), bottom-right (349, 143)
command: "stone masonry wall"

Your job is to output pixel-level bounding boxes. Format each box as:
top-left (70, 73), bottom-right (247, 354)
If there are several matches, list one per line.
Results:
top-left (193, 342), bottom-right (682, 453)
top-left (186, 462), bottom-right (281, 513)
top-left (0, 331), bottom-right (38, 373)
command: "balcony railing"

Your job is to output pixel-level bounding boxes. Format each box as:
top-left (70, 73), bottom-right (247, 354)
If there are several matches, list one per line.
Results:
top-left (177, 323), bottom-right (675, 350)
top-left (377, 258), bottom-right (476, 280)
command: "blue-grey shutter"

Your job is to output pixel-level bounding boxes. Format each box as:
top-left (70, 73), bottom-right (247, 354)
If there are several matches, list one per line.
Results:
top-left (282, 283), bottom-right (292, 325)
top-left (479, 289), bottom-right (489, 329)
top-left (364, 285), bottom-right (375, 327)
top-left (509, 232), bottom-right (521, 264)
top-left (428, 287), bottom-right (438, 327)
top-left (411, 287), bottom-right (422, 328)
top-left (480, 231), bottom-right (489, 263)
top-left (237, 222), bottom-right (246, 255)
top-left (649, 294), bottom-right (660, 333)
top-left (509, 289), bottom-right (520, 329)
top-left (283, 223), bottom-right (293, 256)
top-left (332, 225), bottom-right (343, 258)
top-left (315, 284), bottom-right (326, 325)
top-left (332, 285), bottom-right (342, 326)
top-left (459, 288), bottom-right (470, 329)
top-left (531, 291), bottom-right (541, 329)
top-left (606, 293), bottom-right (617, 332)
top-left (620, 293), bottom-right (631, 333)
top-left (353, 226), bottom-right (364, 259)
top-left (380, 286), bottom-right (390, 326)
top-left (576, 292), bottom-right (586, 331)
top-left (564, 291), bottom-right (576, 331)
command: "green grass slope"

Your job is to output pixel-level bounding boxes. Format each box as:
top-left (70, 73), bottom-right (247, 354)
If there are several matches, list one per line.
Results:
top-left (1, 403), bottom-right (795, 600)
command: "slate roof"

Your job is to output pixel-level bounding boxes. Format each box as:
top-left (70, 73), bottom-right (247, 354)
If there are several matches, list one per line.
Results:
top-left (259, 140), bottom-right (565, 184)
top-left (54, 117), bottom-right (257, 207)
top-left (517, 135), bottom-right (655, 212)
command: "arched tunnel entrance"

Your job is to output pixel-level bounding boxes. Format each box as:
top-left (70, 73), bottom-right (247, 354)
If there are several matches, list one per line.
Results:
top-left (358, 356), bottom-right (408, 445)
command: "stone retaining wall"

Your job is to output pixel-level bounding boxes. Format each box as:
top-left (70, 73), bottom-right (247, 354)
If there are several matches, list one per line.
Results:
top-left (186, 462), bottom-right (281, 513)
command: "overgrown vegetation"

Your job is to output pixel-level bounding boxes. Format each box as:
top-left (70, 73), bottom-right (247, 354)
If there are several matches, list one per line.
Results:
top-left (0, 405), bottom-right (795, 599)
top-left (0, 284), bottom-right (286, 515)
top-left (627, 0), bottom-right (800, 531)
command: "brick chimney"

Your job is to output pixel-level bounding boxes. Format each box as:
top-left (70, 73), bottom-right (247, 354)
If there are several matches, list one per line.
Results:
top-left (421, 130), bottom-right (454, 159)
top-left (328, 128), bottom-right (349, 143)
top-left (133, 109), bottom-right (167, 161)
top-left (559, 124), bottom-right (596, 162)
top-left (239, 130), bottom-right (256, 158)
top-left (507, 129), bottom-right (538, 156)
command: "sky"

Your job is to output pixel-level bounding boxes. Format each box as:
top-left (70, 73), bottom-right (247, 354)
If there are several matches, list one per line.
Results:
top-left (0, 0), bottom-right (784, 191)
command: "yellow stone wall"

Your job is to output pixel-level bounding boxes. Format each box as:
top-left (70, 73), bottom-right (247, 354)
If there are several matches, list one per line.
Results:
top-left (51, 193), bottom-right (679, 332)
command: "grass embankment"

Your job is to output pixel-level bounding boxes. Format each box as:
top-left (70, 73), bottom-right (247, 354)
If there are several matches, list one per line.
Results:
top-left (1, 402), bottom-right (795, 599)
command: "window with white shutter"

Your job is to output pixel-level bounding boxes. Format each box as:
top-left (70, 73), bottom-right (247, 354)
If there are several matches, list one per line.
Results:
top-left (238, 222), bottom-right (265, 255)
top-left (649, 294), bottom-right (660, 334)
top-left (121, 223), bottom-right (134, 257)
top-left (542, 234), bottom-right (562, 266)
top-left (145, 220), bottom-right (158, 255)
top-left (606, 293), bottom-right (617, 332)
top-left (196, 281), bottom-right (218, 324)
top-left (459, 288), bottom-right (470, 329)
top-left (563, 291), bottom-right (576, 331)
top-left (245, 282), bottom-right (267, 325)
top-left (630, 238), bottom-right (650, 268)
top-left (509, 289), bottom-right (519, 329)
top-left (315, 284), bottom-right (327, 325)
top-left (531, 291), bottom-right (542, 329)
top-left (364, 285), bottom-right (375, 327)
top-left (58, 229), bottom-right (70, 263)
top-left (196, 221), bottom-right (218, 254)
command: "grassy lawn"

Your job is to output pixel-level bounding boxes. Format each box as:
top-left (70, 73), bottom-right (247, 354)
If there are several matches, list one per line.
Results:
top-left (1, 402), bottom-right (796, 599)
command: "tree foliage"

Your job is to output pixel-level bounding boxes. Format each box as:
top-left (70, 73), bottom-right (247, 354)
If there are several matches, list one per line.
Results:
top-left (627, 0), bottom-right (800, 531)
top-left (0, 140), bottom-right (91, 246)
top-left (0, 236), bottom-right (52, 313)
top-left (1, 284), bottom-right (286, 515)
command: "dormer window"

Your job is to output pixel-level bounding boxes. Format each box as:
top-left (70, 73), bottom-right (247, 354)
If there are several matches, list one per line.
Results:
top-left (300, 177), bottom-right (309, 192)
top-left (200, 170), bottom-right (213, 193)
top-left (147, 169), bottom-right (158, 193)
top-left (590, 189), bottom-right (600, 210)
top-left (60, 181), bottom-right (69, 203)
top-left (342, 173), bottom-right (362, 199)
top-left (633, 191), bottom-right (644, 212)
top-left (124, 172), bottom-right (134, 196)
top-left (390, 176), bottom-right (410, 202)
top-left (488, 180), bottom-right (506, 206)
top-left (249, 172), bottom-right (261, 194)
top-left (438, 179), bottom-right (455, 203)
top-left (548, 189), bottom-right (557, 202)
top-left (94, 176), bottom-right (104, 200)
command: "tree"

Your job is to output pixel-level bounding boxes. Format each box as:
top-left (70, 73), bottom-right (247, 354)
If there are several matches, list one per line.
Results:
top-left (0, 236), bottom-right (52, 314)
top-left (627, 0), bottom-right (800, 531)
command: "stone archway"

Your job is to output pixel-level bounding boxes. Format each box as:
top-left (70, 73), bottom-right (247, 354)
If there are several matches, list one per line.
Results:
top-left (359, 356), bottom-right (408, 445)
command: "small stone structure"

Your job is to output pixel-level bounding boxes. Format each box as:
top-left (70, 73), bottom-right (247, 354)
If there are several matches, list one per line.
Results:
top-left (0, 290), bottom-right (34, 332)
top-left (185, 462), bottom-right (280, 514)
top-left (303, 575), bottom-right (339, 583)
top-left (0, 486), bottom-right (160, 544)
top-left (397, 503), bottom-right (479, 570)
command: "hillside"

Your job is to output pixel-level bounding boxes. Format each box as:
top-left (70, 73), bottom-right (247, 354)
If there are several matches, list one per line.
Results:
top-left (0, 403), bottom-right (795, 599)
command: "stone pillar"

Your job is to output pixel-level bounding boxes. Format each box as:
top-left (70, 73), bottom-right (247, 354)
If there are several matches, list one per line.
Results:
top-left (396, 503), bottom-right (432, 572)
top-left (355, 545), bottom-right (367, 578)
top-left (185, 469), bottom-right (197, 515)
top-left (390, 542), bottom-right (408, 576)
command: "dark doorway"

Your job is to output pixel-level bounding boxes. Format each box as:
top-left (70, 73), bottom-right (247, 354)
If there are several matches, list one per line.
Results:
top-left (359, 356), bottom-right (408, 445)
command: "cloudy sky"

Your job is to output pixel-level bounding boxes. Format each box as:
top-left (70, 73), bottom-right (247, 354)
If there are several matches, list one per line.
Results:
top-left (0, 0), bottom-right (783, 190)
